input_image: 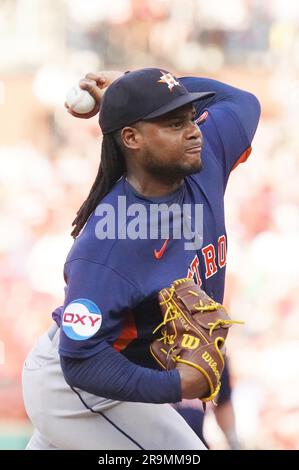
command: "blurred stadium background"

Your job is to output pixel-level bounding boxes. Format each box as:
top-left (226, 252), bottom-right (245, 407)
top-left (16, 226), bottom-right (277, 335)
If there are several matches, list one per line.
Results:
top-left (0, 0), bottom-right (298, 450)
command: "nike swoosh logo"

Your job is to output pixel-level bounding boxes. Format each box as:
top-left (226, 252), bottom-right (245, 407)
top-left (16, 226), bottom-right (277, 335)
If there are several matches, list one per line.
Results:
top-left (154, 239), bottom-right (169, 260)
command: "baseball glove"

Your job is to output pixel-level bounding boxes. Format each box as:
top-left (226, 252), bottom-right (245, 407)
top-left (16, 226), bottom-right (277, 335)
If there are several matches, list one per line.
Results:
top-left (150, 278), bottom-right (243, 404)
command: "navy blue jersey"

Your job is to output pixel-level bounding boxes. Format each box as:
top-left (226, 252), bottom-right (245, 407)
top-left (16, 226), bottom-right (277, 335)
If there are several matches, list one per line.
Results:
top-left (54, 77), bottom-right (260, 403)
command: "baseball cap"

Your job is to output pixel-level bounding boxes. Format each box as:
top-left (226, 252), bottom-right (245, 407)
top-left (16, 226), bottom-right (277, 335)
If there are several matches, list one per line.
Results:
top-left (99, 67), bottom-right (215, 134)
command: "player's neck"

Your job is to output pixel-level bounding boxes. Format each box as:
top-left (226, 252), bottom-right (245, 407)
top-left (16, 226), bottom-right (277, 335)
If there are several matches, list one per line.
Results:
top-left (125, 173), bottom-right (183, 198)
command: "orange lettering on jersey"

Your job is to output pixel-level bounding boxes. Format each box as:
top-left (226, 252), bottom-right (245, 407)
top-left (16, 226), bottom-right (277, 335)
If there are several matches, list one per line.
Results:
top-left (218, 235), bottom-right (227, 268)
top-left (187, 255), bottom-right (202, 287)
top-left (202, 244), bottom-right (217, 279)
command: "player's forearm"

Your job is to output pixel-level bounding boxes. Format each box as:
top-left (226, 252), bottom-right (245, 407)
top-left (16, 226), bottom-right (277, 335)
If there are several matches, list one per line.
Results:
top-left (60, 341), bottom-right (182, 404)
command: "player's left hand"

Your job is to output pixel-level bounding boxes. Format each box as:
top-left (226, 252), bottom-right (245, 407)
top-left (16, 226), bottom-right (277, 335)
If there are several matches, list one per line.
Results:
top-left (150, 278), bottom-right (243, 402)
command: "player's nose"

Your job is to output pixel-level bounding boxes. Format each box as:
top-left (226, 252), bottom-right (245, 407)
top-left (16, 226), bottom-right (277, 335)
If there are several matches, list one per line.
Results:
top-left (186, 121), bottom-right (202, 141)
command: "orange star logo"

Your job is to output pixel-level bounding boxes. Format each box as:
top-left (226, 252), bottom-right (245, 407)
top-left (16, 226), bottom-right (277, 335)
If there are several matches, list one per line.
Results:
top-left (158, 72), bottom-right (181, 91)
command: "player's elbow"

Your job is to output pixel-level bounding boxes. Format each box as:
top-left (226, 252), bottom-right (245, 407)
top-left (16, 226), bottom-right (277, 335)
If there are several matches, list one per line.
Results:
top-left (237, 89), bottom-right (261, 120)
top-left (236, 90), bottom-right (261, 142)
top-left (248, 92), bottom-right (261, 120)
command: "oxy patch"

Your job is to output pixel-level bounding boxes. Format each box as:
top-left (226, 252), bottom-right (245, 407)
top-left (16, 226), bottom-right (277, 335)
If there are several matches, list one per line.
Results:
top-left (62, 298), bottom-right (102, 341)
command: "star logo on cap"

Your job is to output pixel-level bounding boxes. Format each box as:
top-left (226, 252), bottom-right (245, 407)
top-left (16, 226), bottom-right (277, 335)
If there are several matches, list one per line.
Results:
top-left (158, 72), bottom-right (181, 91)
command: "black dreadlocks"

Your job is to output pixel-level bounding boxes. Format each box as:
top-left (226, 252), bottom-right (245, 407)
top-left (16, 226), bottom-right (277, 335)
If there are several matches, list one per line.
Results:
top-left (71, 133), bottom-right (125, 238)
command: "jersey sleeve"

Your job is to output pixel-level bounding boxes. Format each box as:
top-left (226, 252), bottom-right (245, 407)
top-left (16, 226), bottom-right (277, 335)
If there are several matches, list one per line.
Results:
top-left (181, 76), bottom-right (261, 182)
top-left (59, 258), bottom-right (182, 403)
top-left (59, 258), bottom-right (143, 359)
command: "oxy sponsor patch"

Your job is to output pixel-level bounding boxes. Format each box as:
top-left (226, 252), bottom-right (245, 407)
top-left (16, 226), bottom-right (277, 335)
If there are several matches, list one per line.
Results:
top-left (62, 298), bottom-right (102, 341)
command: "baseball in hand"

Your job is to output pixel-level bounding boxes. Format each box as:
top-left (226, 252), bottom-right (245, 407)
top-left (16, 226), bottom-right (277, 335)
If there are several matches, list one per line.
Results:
top-left (66, 85), bottom-right (97, 114)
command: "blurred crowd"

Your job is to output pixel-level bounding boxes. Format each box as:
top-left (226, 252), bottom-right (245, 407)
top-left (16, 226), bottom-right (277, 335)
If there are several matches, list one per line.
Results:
top-left (0, 0), bottom-right (298, 449)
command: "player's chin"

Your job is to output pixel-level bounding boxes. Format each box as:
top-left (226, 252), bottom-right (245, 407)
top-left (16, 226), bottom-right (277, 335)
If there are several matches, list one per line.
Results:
top-left (181, 150), bottom-right (202, 174)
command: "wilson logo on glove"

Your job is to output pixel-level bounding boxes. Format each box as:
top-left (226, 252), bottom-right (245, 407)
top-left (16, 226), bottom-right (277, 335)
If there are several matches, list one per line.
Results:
top-left (181, 334), bottom-right (200, 350)
top-left (202, 351), bottom-right (221, 381)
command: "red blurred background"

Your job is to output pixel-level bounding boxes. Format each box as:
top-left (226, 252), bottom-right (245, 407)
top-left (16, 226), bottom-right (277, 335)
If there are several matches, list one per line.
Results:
top-left (0, 0), bottom-right (298, 449)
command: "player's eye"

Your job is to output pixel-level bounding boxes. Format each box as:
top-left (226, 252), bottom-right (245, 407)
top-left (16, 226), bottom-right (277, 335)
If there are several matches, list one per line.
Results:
top-left (170, 120), bottom-right (184, 129)
top-left (170, 117), bottom-right (196, 129)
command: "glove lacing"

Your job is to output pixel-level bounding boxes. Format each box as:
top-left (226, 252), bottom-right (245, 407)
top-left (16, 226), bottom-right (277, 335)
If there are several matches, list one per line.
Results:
top-left (153, 287), bottom-right (243, 340)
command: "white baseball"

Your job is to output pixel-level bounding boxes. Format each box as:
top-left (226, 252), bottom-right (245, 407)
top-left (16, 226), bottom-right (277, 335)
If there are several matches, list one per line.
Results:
top-left (66, 85), bottom-right (96, 114)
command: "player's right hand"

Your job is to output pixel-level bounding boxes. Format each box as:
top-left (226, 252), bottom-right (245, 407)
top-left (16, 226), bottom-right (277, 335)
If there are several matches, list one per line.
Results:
top-left (65, 70), bottom-right (123, 119)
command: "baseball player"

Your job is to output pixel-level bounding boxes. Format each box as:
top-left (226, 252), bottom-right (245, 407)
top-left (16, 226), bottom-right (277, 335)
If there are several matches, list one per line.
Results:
top-left (22, 68), bottom-right (260, 450)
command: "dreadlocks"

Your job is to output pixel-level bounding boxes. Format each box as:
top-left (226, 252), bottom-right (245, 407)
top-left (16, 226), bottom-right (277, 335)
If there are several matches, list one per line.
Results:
top-left (71, 132), bottom-right (125, 238)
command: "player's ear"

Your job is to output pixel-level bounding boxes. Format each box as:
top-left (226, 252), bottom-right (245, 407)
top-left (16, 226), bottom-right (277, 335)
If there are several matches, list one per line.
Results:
top-left (121, 126), bottom-right (142, 150)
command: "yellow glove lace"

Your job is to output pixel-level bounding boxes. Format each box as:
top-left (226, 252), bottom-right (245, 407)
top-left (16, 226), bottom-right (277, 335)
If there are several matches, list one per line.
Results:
top-left (153, 288), bottom-right (244, 341)
top-left (207, 319), bottom-right (244, 336)
top-left (187, 289), bottom-right (244, 336)
top-left (152, 288), bottom-right (179, 344)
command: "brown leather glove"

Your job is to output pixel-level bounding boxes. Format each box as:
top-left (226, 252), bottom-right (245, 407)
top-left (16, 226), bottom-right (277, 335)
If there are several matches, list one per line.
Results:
top-left (150, 278), bottom-right (243, 403)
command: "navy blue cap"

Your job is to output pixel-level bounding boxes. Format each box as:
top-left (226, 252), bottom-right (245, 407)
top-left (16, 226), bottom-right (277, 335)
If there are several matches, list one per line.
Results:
top-left (99, 68), bottom-right (214, 134)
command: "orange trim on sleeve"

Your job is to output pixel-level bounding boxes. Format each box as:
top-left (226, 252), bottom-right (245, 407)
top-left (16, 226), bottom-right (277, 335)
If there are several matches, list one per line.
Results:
top-left (231, 146), bottom-right (252, 172)
top-left (113, 310), bottom-right (138, 352)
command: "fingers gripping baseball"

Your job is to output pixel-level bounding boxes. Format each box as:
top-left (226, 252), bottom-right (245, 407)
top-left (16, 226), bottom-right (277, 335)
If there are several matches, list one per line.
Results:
top-left (65, 70), bottom-right (123, 119)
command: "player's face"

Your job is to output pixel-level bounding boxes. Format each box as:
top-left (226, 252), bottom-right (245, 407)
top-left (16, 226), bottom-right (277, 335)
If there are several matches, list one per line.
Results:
top-left (138, 104), bottom-right (203, 179)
